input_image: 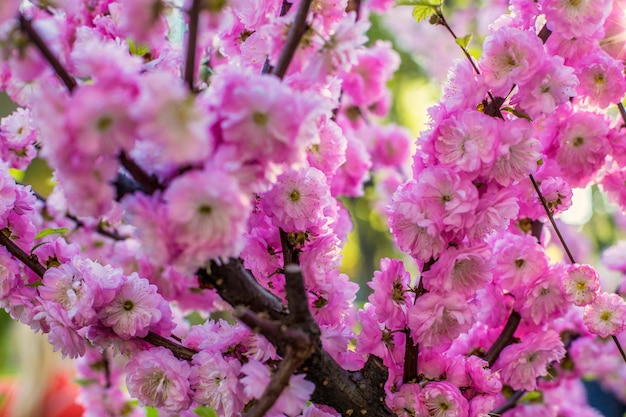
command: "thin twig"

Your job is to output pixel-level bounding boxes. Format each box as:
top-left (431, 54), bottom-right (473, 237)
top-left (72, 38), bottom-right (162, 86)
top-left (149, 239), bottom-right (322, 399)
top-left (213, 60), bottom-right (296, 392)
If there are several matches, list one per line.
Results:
top-left (184, 0), bottom-right (201, 91)
top-left (489, 390), bottom-right (526, 416)
top-left (271, 0), bottom-right (313, 79)
top-left (484, 310), bottom-right (521, 367)
top-left (402, 260), bottom-right (431, 384)
top-left (618, 102), bottom-right (626, 127)
top-left (244, 348), bottom-right (308, 417)
top-left (119, 151), bottom-right (162, 195)
top-left (528, 174), bottom-right (575, 263)
top-left (141, 331), bottom-right (198, 361)
top-left (19, 14), bottom-right (77, 92)
top-left (0, 232), bottom-right (47, 277)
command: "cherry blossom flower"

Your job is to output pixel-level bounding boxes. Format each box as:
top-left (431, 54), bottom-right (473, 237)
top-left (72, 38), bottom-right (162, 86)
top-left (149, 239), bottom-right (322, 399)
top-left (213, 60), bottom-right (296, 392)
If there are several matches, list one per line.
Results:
top-left (98, 274), bottom-right (167, 339)
top-left (435, 110), bottom-right (499, 174)
top-left (494, 330), bottom-right (565, 391)
top-left (420, 381), bottom-right (469, 417)
top-left (408, 292), bottom-right (476, 348)
top-left (584, 293), bottom-right (626, 338)
top-left (126, 347), bottom-right (192, 413)
top-left (561, 264), bottom-right (601, 306)
top-left (480, 27), bottom-right (545, 94)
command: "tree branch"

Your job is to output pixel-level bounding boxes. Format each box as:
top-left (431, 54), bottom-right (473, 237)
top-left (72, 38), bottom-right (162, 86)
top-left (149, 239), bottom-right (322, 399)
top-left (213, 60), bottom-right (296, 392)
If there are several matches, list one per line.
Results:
top-left (118, 151), bottom-right (162, 195)
top-left (489, 389), bottom-right (526, 416)
top-left (141, 331), bottom-right (198, 361)
top-left (184, 0), bottom-right (201, 91)
top-left (19, 14), bottom-right (77, 92)
top-left (271, 0), bottom-right (313, 79)
top-left (0, 231), bottom-right (46, 277)
top-left (484, 310), bottom-right (521, 367)
top-left (403, 259), bottom-right (431, 384)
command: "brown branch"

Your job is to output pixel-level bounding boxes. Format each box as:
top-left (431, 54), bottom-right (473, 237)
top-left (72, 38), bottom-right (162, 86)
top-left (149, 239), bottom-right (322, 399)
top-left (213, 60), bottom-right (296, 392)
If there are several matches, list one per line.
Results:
top-left (141, 331), bottom-right (198, 361)
top-left (271, 0), bottom-right (313, 79)
top-left (184, 0), bottom-right (201, 91)
top-left (346, 0), bottom-right (362, 20)
top-left (402, 259), bottom-right (432, 384)
top-left (19, 14), bottom-right (77, 92)
top-left (198, 259), bottom-right (289, 323)
top-left (0, 231), bottom-right (46, 277)
top-left (537, 24), bottom-right (552, 44)
top-left (245, 347), bottom-right (310, 417)
top-left (489, 389), bottom-right (526, 416)
top-left (618, 102), bottom-right (626, 127)
top-left (119, 151), bottom-right (162, 195)
top-left (484, 310), bottom-right (521, 367)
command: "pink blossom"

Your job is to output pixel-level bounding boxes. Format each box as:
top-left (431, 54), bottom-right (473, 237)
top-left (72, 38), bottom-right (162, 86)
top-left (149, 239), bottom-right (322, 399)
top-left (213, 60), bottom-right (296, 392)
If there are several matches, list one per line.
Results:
top-left (39, 261), bottom-right (96, 328)
top-left (330, 133), bottom-right (372, 197)
top-left (494, 330), bottom-right (566, 391)
top-left (422, 243), bottom-right (492, 296)
top-left (0, 246), bottom-right (20, 300)
top-left (561, 264), bottom-right (600, 306)
top-left (435, 110), bottom-right (499, 174)
top-left (307, 118), bottom-right (347, 178)
top-left (419, 165), bottom-right (479, 233)
top-left (420, 381), bottom-right (469, 417)
top-left (480, 27), bottom-right (545, 94)
top-left (367, 258), bottom-right (413, 329)
top-left (241, 360), bottom-right (314, 416)
top-left (133, 71), bottom-right (214, 165)
top-left (214, 69), bottom-right (321, 167)
top-left (191, 351), bottom-right (243, 416)
top-left (261, 166), bottom-right (333, 233)
top-left (489, 118), bottom-right (541, 186)
top-left (126, 347), bottom-right (192, 413)
top-left (115, 0), bottom-right (169, 47)
top-left (517, 264), bottom-right (569, 326)
top-left (341, 41), bottom-right (400, 108)
top-left (469, 186), bottom-right (519, 241)
top-left (584, 292), bottom-right (626, 338)
top-left (541, 0), bottom-right (612, 38)
top-left (492, 233), bottom-right (549, 296)
top-left (387, 180), bottom-right (446, 263)
top-left (164, 168), bottom-right (251, 268)
top-left (0, 108), bottom-right (38, 170)
top-left (538, 176), bottom-right (573, 217)
top-left (0, 0), bottom-right (19, 25)
top-left (514, 56), bottom-right (578, 117)
top-left (575, 49), bottom-right (626, 109)
top-left (98, 273), bottom-right (167, 339)
top-left (600, 166), bottom-right (626, 211)
top-left (550, 110), bottom-right (609, 188)
top-left (370, 124), bottom-right (412, 170)
top-left (601, 0), bottom-right (626, 61)
top-left (603, 241), bottom-right (626, 274)
top-left (408, 292), bottom-right (476, 348)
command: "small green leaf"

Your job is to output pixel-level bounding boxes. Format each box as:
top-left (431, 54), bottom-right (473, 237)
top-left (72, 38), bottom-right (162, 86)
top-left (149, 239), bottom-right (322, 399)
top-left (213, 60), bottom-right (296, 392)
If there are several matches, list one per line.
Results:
top-left (395, 0), bottom-right (440, 5)
top-left (194, 406), bottom-right (218, 417)
top-left (412, 4), bottom-right (436, 23)
top-left (127, 39), bottom-right (151, 57)
top-left (501, 106), bottom-right (533, 122)
top-left (520, 390), bottom-right (543, 403)
top-left (26, 279), bottom-right (43, 288)
top-left (35, 227), bottom-right (68, 240)
top-left (455, 33), bottom-right (472, 49)
top-left (145, 406), bottom-right (159, 417)
top-left (74, 378), bottom-right (97, 387)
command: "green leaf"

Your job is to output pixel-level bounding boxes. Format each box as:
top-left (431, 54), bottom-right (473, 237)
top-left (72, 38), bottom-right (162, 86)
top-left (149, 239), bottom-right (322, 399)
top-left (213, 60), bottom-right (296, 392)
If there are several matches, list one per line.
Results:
top-left (145, 406), bottom-right (159, 417)
top-left (501, 106), bottom-right (533, 122)
top-left (395, 0), bottom-right (440, 5)
top-left (194, 406), bottom-right (218, 417)
top-left (412, 4), bottom-right (436, 23)
top-left (74, 378), bottom-right (97, 387)
top-left (127, 39), bottom-right (151, 57)
top-left (26, 280), bottom-right (43, 288)
top-left (520, 390), bottom-right (543, 403)
top-left (35, 227), bottom-right (68, 240)
top-left (455, 33), bottom-right (472, 49)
